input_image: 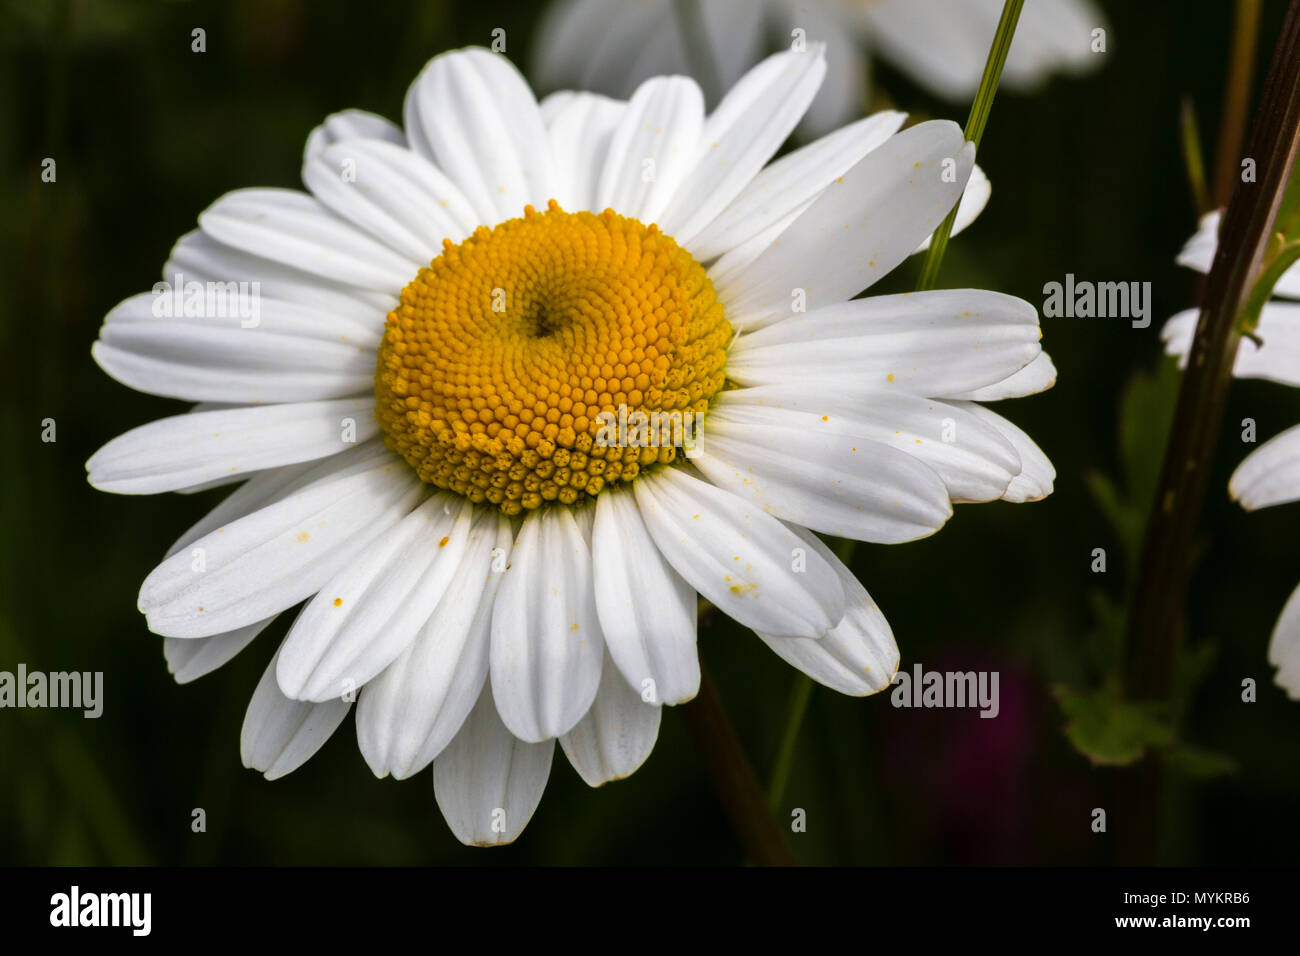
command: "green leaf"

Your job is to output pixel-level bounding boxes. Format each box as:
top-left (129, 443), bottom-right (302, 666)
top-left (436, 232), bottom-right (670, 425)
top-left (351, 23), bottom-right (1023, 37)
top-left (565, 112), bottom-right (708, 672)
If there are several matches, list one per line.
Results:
top-left (1054, 683), bottom-right (1174, 766)
top-left (1165, 744), bottom-right (1237, 779)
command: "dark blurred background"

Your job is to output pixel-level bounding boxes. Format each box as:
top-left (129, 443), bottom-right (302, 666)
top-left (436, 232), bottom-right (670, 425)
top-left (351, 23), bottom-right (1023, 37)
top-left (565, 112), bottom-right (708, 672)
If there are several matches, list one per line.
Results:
top-left (2, 0), bottom-right (1299, 865)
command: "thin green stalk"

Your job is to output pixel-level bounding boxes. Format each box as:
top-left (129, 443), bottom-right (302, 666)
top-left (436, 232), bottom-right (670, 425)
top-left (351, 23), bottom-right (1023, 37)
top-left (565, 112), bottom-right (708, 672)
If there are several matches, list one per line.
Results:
top-left (1180, 98), bottom-right (1211, 217)
top-left (767, 674), bottom-right (814, 812)
top-left (917, 0), bottom-right (1025, 291)
top-left (1213, 0), bottom-right (1263, 208)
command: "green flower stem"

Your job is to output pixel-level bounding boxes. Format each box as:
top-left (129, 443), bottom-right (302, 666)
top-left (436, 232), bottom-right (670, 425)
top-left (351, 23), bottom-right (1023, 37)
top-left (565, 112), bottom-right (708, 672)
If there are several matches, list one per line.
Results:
top-left (1181, 98), bottom-right (1211, 217)
top-left (917, 0), bottom-right (1024, 291)
top-left (767, 674), bottom-right (814, 813)
top-left (1213, 0), bottom-right (1264, 208)
top-left (680, 666), bottom-right (798, 865)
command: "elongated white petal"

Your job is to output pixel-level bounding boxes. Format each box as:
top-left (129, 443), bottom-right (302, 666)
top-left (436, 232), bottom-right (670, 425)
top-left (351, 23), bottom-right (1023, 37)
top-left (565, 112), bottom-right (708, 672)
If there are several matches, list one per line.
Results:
top-left (940, 351), bottom-right (1057, 401)
top-left (714, 386), bottom-right (1021, 504)
top-left (490, 507), bottom-right (605, 742)
top-left (355, 509), bottom-right (512, 779)
top-left (951, 401), bottom-right (1055, 502)
top-left (916, 164), bottom-right (991, 252)
top-left (165, 617), bottom-right (273, 684)
top-left (433, 685), bottom-right (555, 846)
top-left (303, 139), bottom-right (479, 264)
top-left (756, 526), bottom-right (898, 695)
top-left (689, 111), bottom-right (906, 262)
top-left (545, 92), bottom-right (625, 213)
top-left (693, 406), bottom-right (953, 541)
top-left (560, 652), bottom-right (662, 786)
top-left (1174, 210), bottom-right (1219, 276)
top-left (241, 645), bottom-right (352, 780)
top-left (138, 450), bottom-right (423, 637)
top-left (403, 48), bottom-right (556, 225)
top-left (304, 109), bottom-right (406, 163)
top-left (595, 75), bottom-right (704, 224)
top-left (1230, 424), bottom-right (1300, 510)
top-left (1164, 304), bottom-right (1300, 387)
top-left (633, 466), bottom-right (846, 637)
top-left (93, 293), bottom-right (377, 404)
top-left (1268, 582), bottom-right (1300, 699)
top-left (660, 47), bottom-right (826, 244)
top-left (87, 398), bottom-right (379, 495)
top-left (592, 486), bottom-right (699, 705)
top-left (166, 229), bottom-right (395, 315)
top-left (727, 290), bottom-right (1043, 397)
top-left (276, 494), bottom-right (474, 702)
top-left (717, 121), bottom-right (973, 329)
top-left (165, 457), bottom-right (333, 559)
top-left (199, 188), bottom-right (417, 292)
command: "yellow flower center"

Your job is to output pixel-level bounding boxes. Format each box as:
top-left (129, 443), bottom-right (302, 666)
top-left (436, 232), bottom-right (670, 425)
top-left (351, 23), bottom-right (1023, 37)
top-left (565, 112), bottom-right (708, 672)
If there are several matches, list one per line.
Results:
top-left (374, 201), bottom-right (731, 514)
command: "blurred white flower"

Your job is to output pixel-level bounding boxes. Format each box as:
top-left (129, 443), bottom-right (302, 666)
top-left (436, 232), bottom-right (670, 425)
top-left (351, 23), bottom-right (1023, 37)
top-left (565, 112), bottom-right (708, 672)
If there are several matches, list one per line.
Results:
top-left (533, 0), bottom-right (1108, 135)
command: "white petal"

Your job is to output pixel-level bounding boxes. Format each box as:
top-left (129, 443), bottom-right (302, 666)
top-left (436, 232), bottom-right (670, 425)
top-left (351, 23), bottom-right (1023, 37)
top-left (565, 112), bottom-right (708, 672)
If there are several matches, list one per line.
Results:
top-left (689, 111), bottom-right (906, 262)
top-left (433, 685), bottom-right (555, 846)
top-left (1174, 210), bottom-right (1220, 276)
top-left (165, 617), bottom-right (273, 684)
top-left (303, 139), bottom-right (480, 264)
top-left (1230, 424), bottom-right (1300, 510)
top-left (694, 403), bottom-right (953, 540)
top-left (199, 188), bottom-right (417, 292)
top-left (595, 75), bottom-right (704, 224)
top-left (756, 526), bottom-right (898, 695)
top-left (87, 398), bottom-right (379, 495)
top-left (356, 509), bottom-right (513, 779)
top-left (659, 47), bottom-right (827, 244)
top-left (165, 458), bottom-right (326, 558)
top-left (941, 351), bottom-right (1058, 401)
top-left (241, 644), bottom-right (352, 780)
top-left (403, 48), bottom-right (556, 225)
top-left (138, 448), bottom-right (423, 637)
top-left (560, 651), bottom-right (662, 786)
top-left (93, 292), bottom-right (377, 404)
top-left (166, 229), bottom-right (395, 314)
top-left (717, 121), bottom-right (973, 329)
top-left (715, 386), bottom-right (1022, 504)
top-left (304, 109), bottom-right (406, 163)
top-left (1268, 581), bottom-right (1300, 698)
top-left (916, 164), bottom-right (991, 252)
top-left (1164, 304), bottom-right (1300, 387)
top-left (633, 466), bottom-right (846, 637)
top-left (727, 290), bottom-right (1043, 396)
top-left (774, 0), bottom-right (865, 138)
top-left (592, 486), bottom-right (699, 705)
top-left (545, 92), bottom-right (625, 212)
top-left (276, 494), bottom-right (475, 702)
top-left (490, 507), bottom-right (605, 742)
top-left (951, 401), bottom-right (1056, 502)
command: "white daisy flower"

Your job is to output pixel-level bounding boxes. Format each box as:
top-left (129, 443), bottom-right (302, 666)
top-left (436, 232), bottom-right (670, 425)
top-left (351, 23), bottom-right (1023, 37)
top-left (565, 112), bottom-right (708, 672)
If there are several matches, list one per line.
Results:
top-left (1163, 211), bottom-right (1300, 699)
top-left (533, 0), bottom-right (1107, 136)
top-left (88, 45), bottom-right (1055, 846)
